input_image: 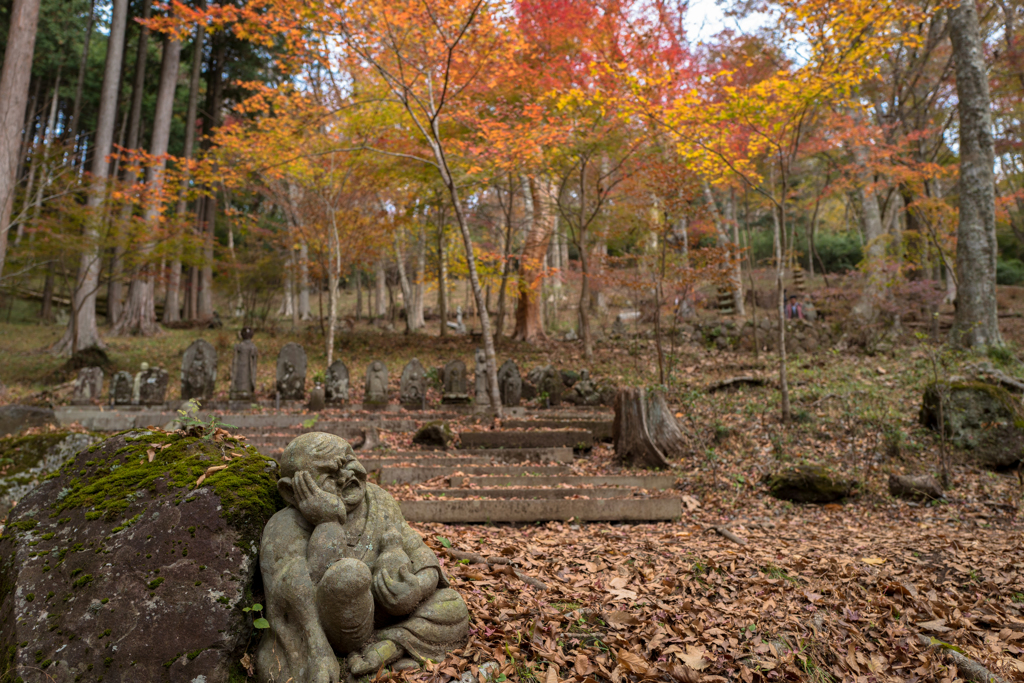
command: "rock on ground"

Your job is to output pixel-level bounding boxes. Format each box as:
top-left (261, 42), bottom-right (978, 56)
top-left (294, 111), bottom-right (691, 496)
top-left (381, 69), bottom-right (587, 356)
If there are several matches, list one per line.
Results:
top-left (413, 421), bottom-right (454, 449)
top-left (1, 431), bottom-right (100, 518)
top-left (920, 381), bottom-right (1024, 467)
top-left (0, 429), bottom-right (281, 683)
top-left (888, 474), bottom-right (943, 501)
top-left (766, 464), bottom-right (857, 503)
top-left (0, 406), bottom-right (57, 438)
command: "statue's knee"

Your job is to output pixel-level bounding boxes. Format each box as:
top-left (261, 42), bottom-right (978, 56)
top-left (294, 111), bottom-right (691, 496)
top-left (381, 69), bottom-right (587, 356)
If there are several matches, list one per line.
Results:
top-left (320, 557), bottom-right (371, 598)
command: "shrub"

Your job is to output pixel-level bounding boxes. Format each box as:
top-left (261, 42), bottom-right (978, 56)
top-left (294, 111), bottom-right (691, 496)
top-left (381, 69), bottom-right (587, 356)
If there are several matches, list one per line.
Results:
top-left (996, 258), bottom-right (1024, 285)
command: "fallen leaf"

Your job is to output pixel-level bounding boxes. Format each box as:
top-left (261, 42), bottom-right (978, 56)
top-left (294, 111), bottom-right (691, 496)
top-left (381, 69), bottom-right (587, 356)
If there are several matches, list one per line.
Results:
top-left (146, 448), bottom-right (155, 463)
top-left (544, 665), bottom-right (558, 683)
top-left (678, 646), bottom-right (709, 672)
top-left (616, 650), bottom-right (648, 675)
top-left (917, 618), bottom-right (952, 633)
top-left (861, 556), bottom-right (886, 565)
top-left (205, 465), bottom-right (229, 476)
top-left (195, 473), bottom-right (207, 486)
top-left (605, 611), bottom-right (640, 627)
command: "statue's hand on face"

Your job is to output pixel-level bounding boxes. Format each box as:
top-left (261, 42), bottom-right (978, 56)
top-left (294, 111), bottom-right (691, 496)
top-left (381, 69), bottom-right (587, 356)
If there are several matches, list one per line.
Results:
top-left (293, 470), bottom-right (345, 526)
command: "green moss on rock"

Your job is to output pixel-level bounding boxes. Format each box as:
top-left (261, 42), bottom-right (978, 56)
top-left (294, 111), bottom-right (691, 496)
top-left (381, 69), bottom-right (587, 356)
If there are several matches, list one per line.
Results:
top-left (920, 380), bottom-right (1024, 467)
top-left (766, 464), bottom-right (856, 503)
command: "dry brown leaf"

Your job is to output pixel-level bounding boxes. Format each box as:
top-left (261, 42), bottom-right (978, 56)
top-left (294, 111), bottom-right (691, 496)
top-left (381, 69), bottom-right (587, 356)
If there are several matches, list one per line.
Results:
top-left (205, 465), bottom-right (229, 476)
top-left (544, 665), bottom-right (558, 683)
top-left (146, 448), bottom-right (155, 463)
top-left (616, 650), bottom-right (649, 675)
top-left (605, 611), bottom-right (640, 627)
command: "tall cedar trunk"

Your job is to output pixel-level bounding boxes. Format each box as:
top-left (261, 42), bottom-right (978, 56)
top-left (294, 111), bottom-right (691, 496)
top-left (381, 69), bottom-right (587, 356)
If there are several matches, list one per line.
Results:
top-left (950, 0), bottom-right (1001, 346)
top-left (727, 190), bottom-right (745, 315)
top-left (109, 0), bottom-right (151, 327)
top-left (613, 387), bottom-right (672, 469)
top-left (53, 0), bottom-right (126, 355)
top-left (299, 242), bottom-right (310, 320)
top-left (513, 176), bottom-right (556, 342)
top-left (410, 222), bottom-right (426, 329)
top-left (113, 37), bottom-right (180, 336)
top-left (438, 226), bottom-right (447, 336)
top-left (198, 39), bottom-right (225, 320)
top-left (395, 231), bottom-right (416, 332)
top-left (68, 0), bottom-right (95, 156)
top-left (0, 0), bottom-right (41, 280)
top-left (326, 210), bottom-right (341, 366)
top-left (578, 246), bottom-right (593, 362)
top-left (851, 142), bottom-right (886, 320)
top-left (374, 259), bottom-right (387, 318)
top-left (165, 19), bottom-right (205, 324)
top-left (772, 178), bottom-right (791, 423)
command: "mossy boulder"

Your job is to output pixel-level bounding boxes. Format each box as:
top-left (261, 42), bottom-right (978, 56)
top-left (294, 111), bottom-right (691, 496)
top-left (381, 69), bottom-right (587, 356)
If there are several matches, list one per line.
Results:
top-left (766, 465), bottom-right (856, 503)
top-left (412, 421), bottom-right (454, 449)
top-left (1, 431), bottom-right (100, 519)
top-left (920, 381), bottom-right (1024, 467)
top-left (0, 406), bottom-right (57, 438)
top-left (0, 429), bottom-right (281, 683)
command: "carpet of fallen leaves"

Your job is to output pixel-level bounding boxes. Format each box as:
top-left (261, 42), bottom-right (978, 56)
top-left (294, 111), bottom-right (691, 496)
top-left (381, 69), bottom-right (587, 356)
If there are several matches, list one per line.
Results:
top-left (399, 496), bottom-right (1022, 683)
top-left (382, 346), bottom-right (1024, 683)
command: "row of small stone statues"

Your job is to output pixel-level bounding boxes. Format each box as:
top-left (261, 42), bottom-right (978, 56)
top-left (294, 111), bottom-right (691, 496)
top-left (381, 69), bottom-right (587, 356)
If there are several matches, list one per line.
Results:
top-left (71, 329), bottom-right (606, 407)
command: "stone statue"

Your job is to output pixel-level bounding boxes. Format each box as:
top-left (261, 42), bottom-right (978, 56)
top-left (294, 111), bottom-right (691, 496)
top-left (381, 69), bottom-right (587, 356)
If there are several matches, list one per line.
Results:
top-left (400, 359), bottom-right (426, 410)
top-left (256, 433), bottom-right (469, 683)
top-left (441, 360), bottom-right (469, 405)
top-left (110, 371), bottom-right (133, 406)
top-left (364, 361), bottom-right (388, 409)
top-left (527, 365), bottom-right (561, 407)
top-left (474, 348), bottom-right (489, 406)
top-left (497, 360), bottom-right (522, 407)
top-left (72, 367), bottom-right (103, 405)
top-left (230, 327), bottom-right (258, 401)
top-left (325, 360), bottom-right (349, 406)
top-left (134, 364), bottom-right (168, 405)
top-left (567, 369), bottom-right (601, 406)
top-left (132, 363), bottom-right (150, 404)
top-left (181, 339), bottom-right (217, 401)
top-left (277, 343), bottom-right (307, 401)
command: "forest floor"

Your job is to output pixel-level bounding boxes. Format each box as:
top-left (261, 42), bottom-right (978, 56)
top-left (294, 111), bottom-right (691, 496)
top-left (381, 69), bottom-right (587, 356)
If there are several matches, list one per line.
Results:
top-left (1, 288), bottom-right (1023, 682)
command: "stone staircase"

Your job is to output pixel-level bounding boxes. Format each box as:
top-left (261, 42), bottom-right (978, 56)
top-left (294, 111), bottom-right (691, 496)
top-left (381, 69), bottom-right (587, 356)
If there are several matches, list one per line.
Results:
top-left (54, 406), bottom-right (680, 523)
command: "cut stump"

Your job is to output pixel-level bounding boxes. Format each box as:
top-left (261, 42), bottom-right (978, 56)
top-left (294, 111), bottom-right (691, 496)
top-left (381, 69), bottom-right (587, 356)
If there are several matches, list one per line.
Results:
top-left (613, 387), bottom-right (673, 469)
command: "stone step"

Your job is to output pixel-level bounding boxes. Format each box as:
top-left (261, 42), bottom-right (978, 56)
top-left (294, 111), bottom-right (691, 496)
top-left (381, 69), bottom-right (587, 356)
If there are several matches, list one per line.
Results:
top-left (501, 419), bottom-right (612, 441)
top-left (379, 464), bottom-right (572, 486)
top-left (372, 447), bottom-right (573, 464)
top-left (415, 487), bottom-right (639, 499)
top-left (458, 430), bottom-right (593, 450)
top-left (356, 455), bottom-right (565, 471)
top-left (398, 497), bottom-right (681, 523)
top-left (447, 474), bottom-right (677, 489)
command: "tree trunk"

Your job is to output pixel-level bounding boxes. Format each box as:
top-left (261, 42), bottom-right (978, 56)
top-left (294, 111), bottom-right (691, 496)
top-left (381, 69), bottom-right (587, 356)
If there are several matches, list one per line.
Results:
top-left (0, 0), bottom-right (42, 281)
top-left (299, 241), bottom-right (310, 320)
top-left (438, 226), bottom-right (447, 336)
top-left (374, 258), bottom-right (387, 319)
top-left (513, 176), bottom-right (557, 343)
top-left (727, 189), bottom-right (745, 315)
top-left (644, 389), bottom-right (687, 461)
top-left (851, 142), bottom-right (886, 321)
top-left (198, 39), bottom-right (225, 321)
top-left (165, 18), bottom-right (205, 324)
top-left (772, 173), bottom-right (791, 423)
top-left (950, 0), bottom-right (1001, 347)
top-left (410, 222), bottom-right (426, 329)
top-left (613, 387), bottom-right (672, 469)
top-left (109, 0), bottom-right (151, 328)
top-left (113, 36), bottom-right (180, 337)
top-left (68, 0), bottom-right (95, 158)
top-left (52, 0), bottom-right (126, 354)
top-left (395, 231), bottom-right (415, 333)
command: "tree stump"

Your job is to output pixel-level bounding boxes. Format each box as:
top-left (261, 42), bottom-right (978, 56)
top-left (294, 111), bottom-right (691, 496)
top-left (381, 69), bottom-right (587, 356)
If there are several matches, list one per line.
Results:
top-left (613, 387), bottom-right (674, 469)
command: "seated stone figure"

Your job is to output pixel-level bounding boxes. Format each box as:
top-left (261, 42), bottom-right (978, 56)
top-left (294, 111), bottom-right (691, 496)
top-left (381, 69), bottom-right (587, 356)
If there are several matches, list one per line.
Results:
top-left (257, 433), bottom-right (469, 683)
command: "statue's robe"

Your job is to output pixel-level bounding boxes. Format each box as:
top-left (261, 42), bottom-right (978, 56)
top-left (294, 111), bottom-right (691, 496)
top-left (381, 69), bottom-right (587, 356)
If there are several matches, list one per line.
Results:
top-left (256, 484), bottom-right (468, 683)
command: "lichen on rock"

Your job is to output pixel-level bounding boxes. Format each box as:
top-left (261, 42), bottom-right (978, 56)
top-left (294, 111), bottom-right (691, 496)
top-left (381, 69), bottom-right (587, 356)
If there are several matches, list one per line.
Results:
top-left (919, 380), bottom-right (1024, 467)
top-left (766, 464), bottom-right (857, 503)
top-left (0, 431), bottom-right (99, 521)
top-left (0, 429), bottom-right (281, 683)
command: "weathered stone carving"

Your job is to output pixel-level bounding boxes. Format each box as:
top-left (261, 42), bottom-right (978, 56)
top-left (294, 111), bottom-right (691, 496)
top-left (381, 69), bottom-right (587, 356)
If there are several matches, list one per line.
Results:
top-left (137, 364), bottom-right (169, 405)
top-left (72, 367), bottom-right (104, 405)
top-left (566, 369), bottom-right (601, 406)
top-left (230, 327), bottom-right (258, 401)
top-left (474, 348), bottom-right (489, 406)
top-left (364, 360), bottom-right (389, 410)
top-left (256, 433), bottom-right (469, 682)
top-left (498, 360), bottom-right (522, 407)
top-left (527, 365), bottom-right (561, 406)
top-left (277, 343), bottom-right (307, 401)
top-left (325, 360), bottom-right (349, 406)
top-left (181, 339), bottom-right (218, 401)
top-left (110, 370), bottom-right (133, 405)
top-left (400, 358), bottom-right (426, 410)
top-left (441, 360), bottom-right (470, 405)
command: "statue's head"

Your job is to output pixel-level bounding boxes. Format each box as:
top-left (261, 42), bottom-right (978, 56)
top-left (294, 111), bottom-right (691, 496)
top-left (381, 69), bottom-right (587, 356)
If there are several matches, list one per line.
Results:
top-left (241, 327), bottom-right (254, 341)
top-left (278, 433), bottom-right (367, 513)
